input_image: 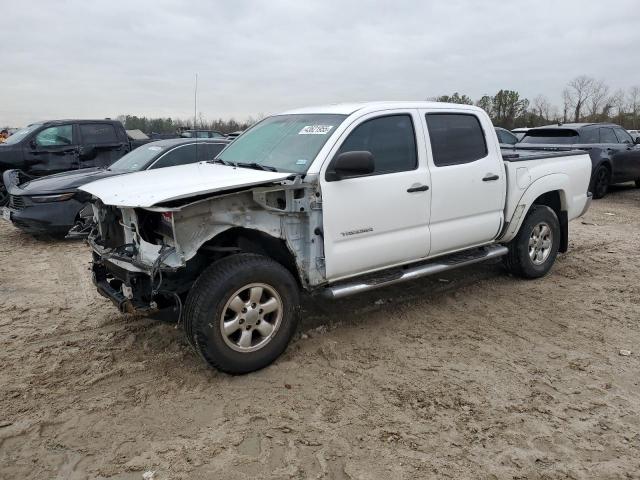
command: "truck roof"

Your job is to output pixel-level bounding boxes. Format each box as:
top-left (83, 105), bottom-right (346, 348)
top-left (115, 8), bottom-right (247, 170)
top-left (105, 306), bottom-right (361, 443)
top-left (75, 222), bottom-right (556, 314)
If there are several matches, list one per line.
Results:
top-left (280, 101), bottom-right (484, 116)
top-left (31, 119), bottom-right (124, 126)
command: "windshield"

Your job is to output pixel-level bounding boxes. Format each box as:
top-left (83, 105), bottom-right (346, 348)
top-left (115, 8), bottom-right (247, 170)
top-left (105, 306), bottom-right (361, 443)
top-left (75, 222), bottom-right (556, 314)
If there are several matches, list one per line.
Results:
top-left (521, 130), bottom-right (578, 145)
top-left (216, 114), bottom-right (347, 173)
top-left (3, 123), bottom-right (43, 145)
top-left (109, 144), bottom-right (165, 172)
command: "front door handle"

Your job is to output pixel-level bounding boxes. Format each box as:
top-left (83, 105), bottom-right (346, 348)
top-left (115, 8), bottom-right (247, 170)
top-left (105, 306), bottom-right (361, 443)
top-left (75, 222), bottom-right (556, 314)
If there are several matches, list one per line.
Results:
top-left (483, 174), bottom-right (499, 182)
top-left (407, 184), bottom-right (429, 193)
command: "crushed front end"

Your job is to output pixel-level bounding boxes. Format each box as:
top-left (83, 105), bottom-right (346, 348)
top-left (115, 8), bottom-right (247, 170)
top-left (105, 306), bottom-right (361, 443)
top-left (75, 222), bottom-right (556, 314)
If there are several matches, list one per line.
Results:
top-left (88, 200), bottom-right (192, 314)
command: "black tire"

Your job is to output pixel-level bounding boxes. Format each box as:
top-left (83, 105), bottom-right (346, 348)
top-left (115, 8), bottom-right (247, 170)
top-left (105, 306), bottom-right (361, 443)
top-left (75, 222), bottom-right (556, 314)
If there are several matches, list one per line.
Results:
top-left (504, 205), bottom-right (561, 279)
top-left (591, 165), bottom-right (610, 199)
top-left (183, 253), bottom-right (299, 374)
top-left (635, 180), bottom-right (640, 188)
top-left (0, 182), bottom-right (8, 207)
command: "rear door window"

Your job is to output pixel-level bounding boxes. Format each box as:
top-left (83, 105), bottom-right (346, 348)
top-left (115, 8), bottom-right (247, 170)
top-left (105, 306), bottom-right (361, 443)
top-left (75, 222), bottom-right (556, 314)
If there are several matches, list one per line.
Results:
top-left (580, 128), bottom-right (599, 144)
top-left (196, 143), bottom-right (226, 161)
top-left (80, 123), bottom-right (119, 144)
top-left (600, 128), bottom-right (619, 144)
top-left (336, 114), bottom-right (417, 174)
top-left (426, 113), bottom-right (487, 166)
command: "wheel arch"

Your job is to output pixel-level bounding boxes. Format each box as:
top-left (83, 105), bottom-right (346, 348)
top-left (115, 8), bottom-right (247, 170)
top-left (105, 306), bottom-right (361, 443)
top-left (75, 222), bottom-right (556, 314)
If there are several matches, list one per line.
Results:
top-left (189, 227), bottom-right (303, 287)
top-left (500, 174), bottom-right (570, 250)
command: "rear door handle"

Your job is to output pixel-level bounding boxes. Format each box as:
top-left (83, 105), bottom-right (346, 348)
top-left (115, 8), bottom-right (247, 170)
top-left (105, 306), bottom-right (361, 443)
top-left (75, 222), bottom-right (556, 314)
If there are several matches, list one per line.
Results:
top-left (483, 174), bottom-right (499, 182)
top-left (407, 184), bottom-right (429, 192)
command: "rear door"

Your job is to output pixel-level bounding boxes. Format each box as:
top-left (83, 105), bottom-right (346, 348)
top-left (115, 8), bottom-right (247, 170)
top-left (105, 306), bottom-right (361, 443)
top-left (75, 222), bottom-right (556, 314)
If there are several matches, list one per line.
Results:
top-left (320, 110), bottom-right (431, 281)
top-left (420, 110), bottom-right (506, 257)
top-left (78, 123), bottom-right (127, 168)
top-left (24, 124), bottom-right (79, 176)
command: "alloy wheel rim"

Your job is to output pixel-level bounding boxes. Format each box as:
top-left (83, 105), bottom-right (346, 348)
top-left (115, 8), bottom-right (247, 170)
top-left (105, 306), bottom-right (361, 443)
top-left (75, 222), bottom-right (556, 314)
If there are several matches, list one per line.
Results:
top-left (529, 221), bottom-right (553, 265)
top-left (219, 283), bottom-right (283, 353)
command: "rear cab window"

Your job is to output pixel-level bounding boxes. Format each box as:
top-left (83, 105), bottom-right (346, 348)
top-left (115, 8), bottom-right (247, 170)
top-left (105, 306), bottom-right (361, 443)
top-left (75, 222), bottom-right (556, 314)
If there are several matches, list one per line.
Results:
top-left (426, 113), bottom-right (487, 166)
top-left (521, 129), bottom-right (578, 145)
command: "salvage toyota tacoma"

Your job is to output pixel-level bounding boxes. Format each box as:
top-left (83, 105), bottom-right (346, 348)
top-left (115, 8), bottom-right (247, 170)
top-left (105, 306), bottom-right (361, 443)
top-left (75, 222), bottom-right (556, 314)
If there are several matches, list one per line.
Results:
top-left (80, 102), bottom-right (592, 374)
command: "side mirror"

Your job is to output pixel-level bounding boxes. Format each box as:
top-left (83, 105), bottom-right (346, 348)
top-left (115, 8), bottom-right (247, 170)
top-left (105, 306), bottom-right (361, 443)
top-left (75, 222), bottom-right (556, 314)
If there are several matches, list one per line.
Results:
top-left (326, 151), bottom-right (375, 181)
top-left (635, 138), bottom-right (640, 145)
top-left (29, 139), bottom-right (37, 149)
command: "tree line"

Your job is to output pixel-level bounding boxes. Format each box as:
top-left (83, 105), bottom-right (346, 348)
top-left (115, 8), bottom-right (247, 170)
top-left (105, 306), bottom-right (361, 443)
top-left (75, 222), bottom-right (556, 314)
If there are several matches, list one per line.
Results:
top-left (116, 114), bottom-right (261, 135)
top-left (113, 75), bottom-right (640, 135)
top-left (433, 75), bottom-right (640, 130)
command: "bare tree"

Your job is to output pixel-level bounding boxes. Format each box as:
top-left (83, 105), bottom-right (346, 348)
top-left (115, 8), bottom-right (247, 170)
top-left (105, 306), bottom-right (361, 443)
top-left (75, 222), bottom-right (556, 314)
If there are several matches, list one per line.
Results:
top-left (607, 89), bottom-right (627, 125)
top-left (587, 79), bottom-right (610, 121)
top-left (565, 75), bottom-right (595, 122)
top-left (562, 89), bottom-right (572, 123)
top-left (628, 86), bottom-right (640, 129)
top-left (532, 95), bottom-right (552, 124)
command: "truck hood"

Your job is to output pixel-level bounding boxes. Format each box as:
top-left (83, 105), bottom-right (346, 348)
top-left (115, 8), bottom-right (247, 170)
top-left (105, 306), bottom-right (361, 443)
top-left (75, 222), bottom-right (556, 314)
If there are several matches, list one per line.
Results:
top-left (79, 161), bottom-right (292, 208)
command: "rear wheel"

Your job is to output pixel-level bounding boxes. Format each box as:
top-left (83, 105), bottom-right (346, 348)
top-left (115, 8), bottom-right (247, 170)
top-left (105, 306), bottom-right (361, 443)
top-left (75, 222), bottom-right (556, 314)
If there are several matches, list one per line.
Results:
top-left (182, 253), bottom-right (299, 374)
top-left (591, 165), bottom-right (610, 199)
top-left (505, 205), bottom-right (561, 279)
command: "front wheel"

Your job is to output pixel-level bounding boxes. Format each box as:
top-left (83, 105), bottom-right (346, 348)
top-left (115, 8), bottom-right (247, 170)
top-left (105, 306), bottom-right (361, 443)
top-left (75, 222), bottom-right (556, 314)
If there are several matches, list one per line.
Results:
top-left (0, 182), bottom-right (8, 206)
top-left (504, 205), bottom-right (561, 279)
top-left (183, 253), bottom-right (299, 374)
top-left (591, 166), bottom-right (610, 199)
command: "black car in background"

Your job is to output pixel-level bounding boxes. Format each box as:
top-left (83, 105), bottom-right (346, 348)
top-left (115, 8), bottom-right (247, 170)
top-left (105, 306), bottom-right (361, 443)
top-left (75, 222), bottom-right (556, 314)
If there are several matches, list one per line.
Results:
top-left (0, 119), bottom-right (149, 206)
top-left (518, 123), bottom-right (640, 198)
top-left (2, 138), bottom-right (229, 236)
top-left (495, 127), bottom-right (519, 147)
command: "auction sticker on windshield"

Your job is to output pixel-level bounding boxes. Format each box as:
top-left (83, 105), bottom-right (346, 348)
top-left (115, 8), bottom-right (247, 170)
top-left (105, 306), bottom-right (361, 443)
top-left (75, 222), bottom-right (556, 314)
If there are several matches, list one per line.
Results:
top-left (2, 207), bottom-right (11, 222)
top-left (299, 125), bottom-right (334, 135)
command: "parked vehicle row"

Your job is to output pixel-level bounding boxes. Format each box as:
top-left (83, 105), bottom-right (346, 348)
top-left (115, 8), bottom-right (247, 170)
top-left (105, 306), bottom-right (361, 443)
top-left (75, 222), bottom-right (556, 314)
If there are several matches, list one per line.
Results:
top-left (3, 138), bottom-right (229, 236)
top-left (517, 123), bottom-right (640, 198)
top-left (0, 119), bottom-right (147, 206)
top-left (0, 120), bottom-right (242, 207)
top-left (73, 101), bottom-right (592, 373)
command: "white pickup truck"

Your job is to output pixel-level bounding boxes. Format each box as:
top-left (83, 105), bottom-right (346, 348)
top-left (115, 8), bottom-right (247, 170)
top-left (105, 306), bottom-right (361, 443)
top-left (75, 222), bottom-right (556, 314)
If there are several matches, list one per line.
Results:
top-left (81, 102), bottom-right (592, 373)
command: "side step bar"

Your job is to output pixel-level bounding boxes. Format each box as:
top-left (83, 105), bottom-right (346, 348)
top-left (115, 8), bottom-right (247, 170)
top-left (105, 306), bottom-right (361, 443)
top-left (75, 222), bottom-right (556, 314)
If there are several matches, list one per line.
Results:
top-left (322, 244), bottom-right (509, 300)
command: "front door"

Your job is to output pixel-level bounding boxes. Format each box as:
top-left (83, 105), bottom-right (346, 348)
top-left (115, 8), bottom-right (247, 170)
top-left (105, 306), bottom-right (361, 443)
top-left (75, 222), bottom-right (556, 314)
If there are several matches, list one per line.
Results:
top-left (420, 110), bottom-right (506, 257)
top-left (612, 127), bottom-right (640, 182)
top-left (24, 124), bottom-right (79, 176)
top-left (320, 111), bottom-right (431, 281)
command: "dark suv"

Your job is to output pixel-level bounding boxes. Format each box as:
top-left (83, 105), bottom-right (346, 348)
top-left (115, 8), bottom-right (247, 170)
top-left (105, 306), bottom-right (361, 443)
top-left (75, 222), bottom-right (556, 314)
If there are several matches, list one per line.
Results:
top-left (0, 119), bottom-right (145, 205)
top-left (519, 123), bottom-right (640, 198)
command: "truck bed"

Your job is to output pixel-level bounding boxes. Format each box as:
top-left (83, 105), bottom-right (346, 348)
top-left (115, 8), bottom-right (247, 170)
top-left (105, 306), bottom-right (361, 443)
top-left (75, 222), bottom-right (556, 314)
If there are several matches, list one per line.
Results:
top-left (501, 147), bottom-right (584, 162)
top-left (500, 147), bottom-right (591, 234)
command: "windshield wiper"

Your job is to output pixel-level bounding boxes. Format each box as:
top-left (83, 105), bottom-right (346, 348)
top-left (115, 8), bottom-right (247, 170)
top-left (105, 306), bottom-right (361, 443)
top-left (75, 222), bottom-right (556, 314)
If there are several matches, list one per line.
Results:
top-left (237, 162), bottom-right (278, 172)
top-left (210, 158), bottom-right (238, 167)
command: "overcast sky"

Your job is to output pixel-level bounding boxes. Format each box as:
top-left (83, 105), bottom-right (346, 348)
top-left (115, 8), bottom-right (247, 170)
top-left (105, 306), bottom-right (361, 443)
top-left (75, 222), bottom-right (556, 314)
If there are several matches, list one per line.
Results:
top-left (1, 0), bottom-right (638, 126)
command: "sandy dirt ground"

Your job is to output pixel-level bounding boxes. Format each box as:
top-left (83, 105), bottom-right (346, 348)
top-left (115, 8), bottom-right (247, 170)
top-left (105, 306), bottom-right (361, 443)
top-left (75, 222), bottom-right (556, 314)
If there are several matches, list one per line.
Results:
top-left (1, 185), bottom-right (640, 480)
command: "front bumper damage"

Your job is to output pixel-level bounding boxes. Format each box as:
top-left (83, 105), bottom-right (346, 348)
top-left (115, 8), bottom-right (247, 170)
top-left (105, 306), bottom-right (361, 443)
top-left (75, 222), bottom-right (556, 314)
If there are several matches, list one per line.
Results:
top-left (91, 254), bottom-right (156, 313)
